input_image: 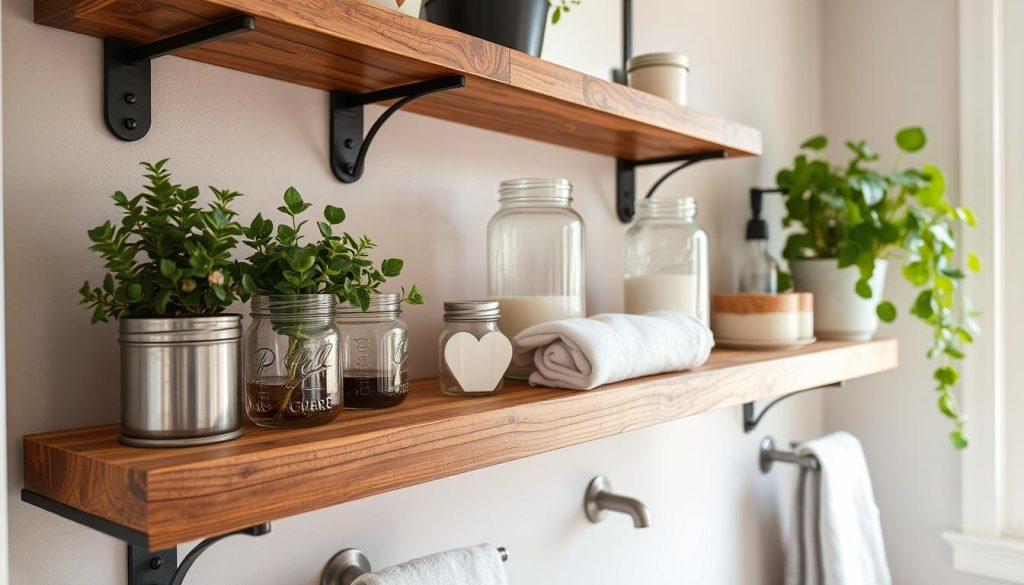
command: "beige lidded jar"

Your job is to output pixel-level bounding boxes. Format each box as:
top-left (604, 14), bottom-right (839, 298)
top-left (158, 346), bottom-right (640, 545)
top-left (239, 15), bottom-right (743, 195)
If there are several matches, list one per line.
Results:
top-left (627, 52), bottom-right (690, 106)
top-left (711, 293), bottom-right (802, 343)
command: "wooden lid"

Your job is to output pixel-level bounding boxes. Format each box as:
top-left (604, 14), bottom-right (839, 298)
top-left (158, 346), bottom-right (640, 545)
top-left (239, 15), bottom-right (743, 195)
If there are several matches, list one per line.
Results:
top-left (712, 293), bottom-right (802, 314)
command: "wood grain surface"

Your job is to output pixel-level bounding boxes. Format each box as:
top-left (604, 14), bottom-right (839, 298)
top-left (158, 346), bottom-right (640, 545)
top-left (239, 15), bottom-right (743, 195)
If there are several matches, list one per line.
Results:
top-left (34, 0), bottom-right (762, 160)
top-left (23, 340), bottom-right (897, 550)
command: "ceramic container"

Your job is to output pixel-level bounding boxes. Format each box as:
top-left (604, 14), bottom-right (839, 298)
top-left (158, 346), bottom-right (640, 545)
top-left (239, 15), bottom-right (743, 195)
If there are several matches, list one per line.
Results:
top-left (790, 259), bottom-right (888, 340)
top-left (711, 293), bottom-right (802, 343)
top-left (627, 52), bottom-right (690, 106)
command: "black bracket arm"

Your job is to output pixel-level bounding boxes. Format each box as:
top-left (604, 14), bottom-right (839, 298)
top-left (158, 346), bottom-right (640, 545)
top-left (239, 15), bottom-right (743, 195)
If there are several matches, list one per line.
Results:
top-left (616, 150), bottom-right (727, 223)
top-left (742, 382), bottom-right (844, 433)
top-left (104, 15), bottom-right (256, 141)
top-left (331, 75), bottom-right (466, 183)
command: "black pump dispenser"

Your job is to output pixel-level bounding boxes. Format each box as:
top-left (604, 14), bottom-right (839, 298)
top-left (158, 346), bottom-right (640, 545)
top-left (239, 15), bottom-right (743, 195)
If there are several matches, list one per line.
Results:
top-left (747, 188), bottom-right (785, 240)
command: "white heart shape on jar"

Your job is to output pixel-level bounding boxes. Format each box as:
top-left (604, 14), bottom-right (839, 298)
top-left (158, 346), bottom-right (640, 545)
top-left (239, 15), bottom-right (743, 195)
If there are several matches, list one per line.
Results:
top-left (443, 331), bottom-right (513, 393)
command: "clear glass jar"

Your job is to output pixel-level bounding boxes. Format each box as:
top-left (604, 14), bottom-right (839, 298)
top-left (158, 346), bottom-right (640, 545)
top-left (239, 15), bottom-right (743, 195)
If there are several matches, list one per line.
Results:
top-left (487, 178), bottom-right (586, 377)
top-left (623, 197), bottom-right (709, 325)
top-left (336, 293), bottom-right (409, 409)
top-left (439, 301), bottom-right (507, 396)
top-left (245, 295), bottom-right (342, 428)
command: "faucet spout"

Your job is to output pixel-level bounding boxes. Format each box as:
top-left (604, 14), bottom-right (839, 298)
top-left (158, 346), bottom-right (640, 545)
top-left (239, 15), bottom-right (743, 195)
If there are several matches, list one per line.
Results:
top-left (584, 476), bottom-right (653, 528)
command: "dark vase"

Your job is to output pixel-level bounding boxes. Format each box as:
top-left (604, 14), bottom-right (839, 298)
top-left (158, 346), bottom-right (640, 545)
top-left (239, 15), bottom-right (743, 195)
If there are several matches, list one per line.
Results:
top-left (420, 0), bottom-right (550, 57)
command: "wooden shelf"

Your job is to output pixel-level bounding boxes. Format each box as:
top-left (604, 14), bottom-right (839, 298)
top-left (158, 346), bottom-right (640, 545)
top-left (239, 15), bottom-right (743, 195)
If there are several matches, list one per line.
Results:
top-left (23, 339), bottom-right (896, 550)
top-left (34, 0), bottom-right (761, 161)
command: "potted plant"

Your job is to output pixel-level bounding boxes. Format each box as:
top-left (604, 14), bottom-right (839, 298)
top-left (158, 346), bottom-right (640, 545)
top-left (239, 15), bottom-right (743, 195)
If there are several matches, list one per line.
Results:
top-left (419, 0), bottom-right (579, 57)
top-left (80, 160), bottom-right (254, 447)
top-left (241, 187), bottom-right (422, 428)
top-left (777, 127), bottom-right (979, 448)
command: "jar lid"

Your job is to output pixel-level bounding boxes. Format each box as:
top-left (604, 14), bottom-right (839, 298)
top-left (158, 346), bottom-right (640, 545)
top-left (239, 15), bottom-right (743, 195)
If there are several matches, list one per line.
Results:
top-left (627, 52), bottom-right (690, 71)
top-left (337, 292), bottom-right (401, 314)
top-left (443, 300), bottom-right (500, 322)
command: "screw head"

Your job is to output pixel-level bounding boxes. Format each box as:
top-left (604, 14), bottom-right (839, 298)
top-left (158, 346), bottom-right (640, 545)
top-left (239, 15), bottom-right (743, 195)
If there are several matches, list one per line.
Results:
top-left (149, 557), bottom-right (163, 570)
top-left (344, 138), bottom-right (355, 149)
top-left (345, 164), bottom-right (355, 174)
top-left (124, 118), bottom-right (138, 130)
top-left (124, 93), bottom-right (137, 104)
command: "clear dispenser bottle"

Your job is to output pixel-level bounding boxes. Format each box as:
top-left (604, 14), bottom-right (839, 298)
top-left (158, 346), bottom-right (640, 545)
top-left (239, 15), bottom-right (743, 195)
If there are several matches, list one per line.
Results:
top-left (623, 197), bottom-right (709, 325)
top-left (487, 179), bottom-right (586, 376)
top-left (738, 188), bottom-right (780, 293)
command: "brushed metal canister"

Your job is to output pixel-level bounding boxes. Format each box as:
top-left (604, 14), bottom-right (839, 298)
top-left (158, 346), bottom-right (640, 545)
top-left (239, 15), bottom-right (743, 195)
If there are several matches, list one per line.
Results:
top-left (119, 315), bottom-right (243, 447)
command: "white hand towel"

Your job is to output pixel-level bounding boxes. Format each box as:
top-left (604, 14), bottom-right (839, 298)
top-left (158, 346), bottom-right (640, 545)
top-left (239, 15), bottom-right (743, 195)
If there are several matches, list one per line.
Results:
top-left (511, 311), bottom-right (713, 389)
top-left (352, 544), bottom-right (507, 585)
top-left (785, 432), bottom-right (892, 585)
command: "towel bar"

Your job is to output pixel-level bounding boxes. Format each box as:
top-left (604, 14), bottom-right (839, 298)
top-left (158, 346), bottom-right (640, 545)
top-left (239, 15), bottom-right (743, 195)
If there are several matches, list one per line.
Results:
top-left (320, 546), bottom-right (508, 585)
top-left (759, 436), bottom-right (822, 585)
top-left (759, 436), bottom-right (820, 473)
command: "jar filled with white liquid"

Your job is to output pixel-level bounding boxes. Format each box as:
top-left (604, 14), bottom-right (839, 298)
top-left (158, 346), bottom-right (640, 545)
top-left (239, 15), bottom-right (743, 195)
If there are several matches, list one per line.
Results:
top-left (623, 197), bottom-right (709, 325)
top-left (488, 178), bottom-right (586, 378)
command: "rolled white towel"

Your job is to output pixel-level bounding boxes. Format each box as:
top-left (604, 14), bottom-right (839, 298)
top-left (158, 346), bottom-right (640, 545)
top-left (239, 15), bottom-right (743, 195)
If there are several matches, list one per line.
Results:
top-left (352, 544), bottom-right (507, 585)
top-left (512, 311), bottom-right (714, 389)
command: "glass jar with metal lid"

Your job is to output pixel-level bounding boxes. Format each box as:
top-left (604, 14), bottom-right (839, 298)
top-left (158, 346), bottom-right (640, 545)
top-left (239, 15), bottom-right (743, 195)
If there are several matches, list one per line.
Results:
top-left (336, 293), bottom-right (409, 409)
top-left (439, 301), bottom-right (511, 396)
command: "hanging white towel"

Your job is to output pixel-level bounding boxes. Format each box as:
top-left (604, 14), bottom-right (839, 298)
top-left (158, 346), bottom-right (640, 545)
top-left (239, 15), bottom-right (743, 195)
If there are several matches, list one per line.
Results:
top-left (352, 544), bottom-right (507, 585)
top-left (511, 311), bottom-right (713, 389)
top-left (785, 432), bottom-right (892, 585)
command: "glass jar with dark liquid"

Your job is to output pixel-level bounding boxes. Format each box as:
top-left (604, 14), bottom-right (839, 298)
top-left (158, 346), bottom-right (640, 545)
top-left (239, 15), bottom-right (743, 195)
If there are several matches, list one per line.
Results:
top-left (337, 293), bottom-right (409, 409)
top-left (244, 295), bottom-right (343, 428)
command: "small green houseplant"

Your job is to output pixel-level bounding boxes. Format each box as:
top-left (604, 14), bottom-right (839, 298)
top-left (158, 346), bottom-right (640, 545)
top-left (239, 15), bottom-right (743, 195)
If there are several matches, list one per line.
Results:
top-left (241, 187), bottom-right (422, 428)
top-left (80, 160), bottom-right (252, 447)
top-left (776, 128), bottom-right (979, 448)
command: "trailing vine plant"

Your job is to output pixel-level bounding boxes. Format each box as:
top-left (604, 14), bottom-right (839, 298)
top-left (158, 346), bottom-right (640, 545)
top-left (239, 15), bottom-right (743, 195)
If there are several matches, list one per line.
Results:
top-left (776, 127), bottom-right (979, 448)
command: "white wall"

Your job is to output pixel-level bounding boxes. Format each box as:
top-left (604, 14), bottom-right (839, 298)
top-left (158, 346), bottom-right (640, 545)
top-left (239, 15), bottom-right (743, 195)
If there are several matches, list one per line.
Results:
top-left (2, 0), bottom-right (826, 583)
top-left (820, 0), bottom-right (1004, 583)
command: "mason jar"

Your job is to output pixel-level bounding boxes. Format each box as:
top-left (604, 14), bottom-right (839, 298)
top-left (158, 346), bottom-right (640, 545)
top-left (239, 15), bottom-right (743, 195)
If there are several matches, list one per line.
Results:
top-left (336, 293), bottom-right (409, 409)
top-left (487, 178), bottom-right (585, 377)
top-left (623, 197), bottom-right (709, 325)
top-left (244, 295), bottom-right (342, 428)
top-left (439, 301), bottom-right (508, 396)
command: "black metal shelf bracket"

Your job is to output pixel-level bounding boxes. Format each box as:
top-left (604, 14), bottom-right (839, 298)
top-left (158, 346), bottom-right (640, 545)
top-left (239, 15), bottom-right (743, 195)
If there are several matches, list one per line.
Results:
top-left (22, 490), bottom-right (270, 585)
top-left (330, 75), bottom-right (466, 183)
top-left (616, 150), bottom-right (727, 223)
top-left (742, 382), bottom-right (844, 433)
top-left (104, 14), bottom-right (256, 141)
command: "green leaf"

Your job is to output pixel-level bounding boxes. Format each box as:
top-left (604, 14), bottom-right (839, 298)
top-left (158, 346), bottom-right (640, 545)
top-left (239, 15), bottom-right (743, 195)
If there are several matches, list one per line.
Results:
top-left (855, 278), bottom-right (873, 299)
top-left (241, 273), bottom-right (256, 294)
top-left (154, 289), bottom-right (172, 314)
top-left (551, 6), bottom-right (561, 23)
top-left (956, 206), bottom-right (977, 227)
top-left (876, 301), bottom-right (897, 322)
top-left (902, 261), bottom-right (930, 286)
top-left (160, 259), bottom-right (177, 278)
top-left (938, 393), bottom-right (958, 418)
top-left (896, 127), bottom-right (927, 152)
top-left (777, 270), bottom-right (792, 292)
top-left (355, 287), bottom-right (371, 311)
top-left (103, 274), bottom-right (116, 294)
top-left (126, 284), bottom-right (143, 301)
top-left (283, 186), bottom-right (304, 215)
top-left (917, 165), bottom-right (947, 209)
top-left (286, 248), bottom-right (316, 273)
top-left (911, 289), bottom-right (935, 319)
top-left (317, 221), bottom-right (333, 239)
top-left (801, 135), bottom-right (828, 151)
top-left (837, 244), bottom-right (860, 268)
top-left (967, 252), bottom-right (981, 273)
top-left (404, 284), bottom-right (425, 305)
top-left (381, 258), bottom-right (404, 277)
top-left (91, 305), bottom-right (108, 324)
top-left (950, 430), bottom-right (969, 449)
top-left (324, 205), bottom-right (346, 225)
top-left (934, 366), bottom-right (959, 387)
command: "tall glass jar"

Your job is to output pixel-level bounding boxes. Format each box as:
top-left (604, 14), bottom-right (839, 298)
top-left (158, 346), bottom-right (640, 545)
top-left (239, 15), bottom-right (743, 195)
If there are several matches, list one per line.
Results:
top-left (623, 197), bottom-right (709, 325)
top-left (245, 295), bottom-right (342, 428)
top-left (487, 178), bottom-right (586, 377)
top-left (439, 301), bottom-right (507, 396)
top-left (336, 293), bottom-right (409, 409)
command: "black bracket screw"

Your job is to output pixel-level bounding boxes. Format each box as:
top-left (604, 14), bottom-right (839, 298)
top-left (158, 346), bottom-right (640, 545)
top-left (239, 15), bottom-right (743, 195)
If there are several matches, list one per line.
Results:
top-left (149, 557), bottom-right (163, 570)
top-left (124, 118), bottom-right (138, 130)
top-left (124, 93), bottom-right (137, 104)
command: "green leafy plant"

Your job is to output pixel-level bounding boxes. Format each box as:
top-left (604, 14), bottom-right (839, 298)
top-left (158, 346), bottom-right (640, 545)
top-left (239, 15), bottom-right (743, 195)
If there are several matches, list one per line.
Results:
top-left (80, 160), bottom-right (253, 322)
top-left (548, 0), bottom-right (580, 24)
top-left (776, 127), bottom-right (979, 449)
top-left (242, 187), bottom-right (423, 308)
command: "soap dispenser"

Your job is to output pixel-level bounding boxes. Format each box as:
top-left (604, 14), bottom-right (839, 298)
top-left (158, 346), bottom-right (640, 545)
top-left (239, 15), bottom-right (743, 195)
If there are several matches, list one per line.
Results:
top-left (739, 188), bottom-right (783, 293)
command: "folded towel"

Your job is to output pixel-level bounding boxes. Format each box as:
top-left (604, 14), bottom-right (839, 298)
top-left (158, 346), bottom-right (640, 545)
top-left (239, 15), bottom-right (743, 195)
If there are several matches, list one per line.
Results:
top-left (352, 544), bottom-right (507, 585)
top-left (785, 432), bottom-right (891, 585)
top-left (511, 311), bottom-right (713, 389)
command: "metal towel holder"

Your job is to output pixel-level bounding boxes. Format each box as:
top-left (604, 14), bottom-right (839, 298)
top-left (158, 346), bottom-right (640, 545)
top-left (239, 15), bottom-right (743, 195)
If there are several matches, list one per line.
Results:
top-left (760, 436), bottom-right (822, 585)
top-left (320, 546), bottom-right (508, 585)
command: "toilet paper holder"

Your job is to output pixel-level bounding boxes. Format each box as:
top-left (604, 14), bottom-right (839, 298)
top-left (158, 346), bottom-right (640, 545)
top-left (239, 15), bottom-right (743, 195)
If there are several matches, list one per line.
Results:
top-left (321, 546), bottom-right (509, 585)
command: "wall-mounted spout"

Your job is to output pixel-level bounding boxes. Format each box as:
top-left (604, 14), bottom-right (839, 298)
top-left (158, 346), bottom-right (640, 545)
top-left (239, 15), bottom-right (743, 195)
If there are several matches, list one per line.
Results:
top-left (583, 476), bottom-right (652, 528)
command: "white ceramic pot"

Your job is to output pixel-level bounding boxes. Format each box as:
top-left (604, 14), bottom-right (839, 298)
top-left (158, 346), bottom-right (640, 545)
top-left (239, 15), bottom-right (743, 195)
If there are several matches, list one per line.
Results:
top-left (626, 52), bottom-right (690, 106)
top-left (363, 0), bottom-right (422, 17)
top-left (789, 258), bottom-right (888, 341)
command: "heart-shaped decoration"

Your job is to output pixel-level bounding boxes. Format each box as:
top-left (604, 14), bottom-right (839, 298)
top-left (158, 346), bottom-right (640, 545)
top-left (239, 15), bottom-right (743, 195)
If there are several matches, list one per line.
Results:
top-left (443, 331), bottom-right (513, 393)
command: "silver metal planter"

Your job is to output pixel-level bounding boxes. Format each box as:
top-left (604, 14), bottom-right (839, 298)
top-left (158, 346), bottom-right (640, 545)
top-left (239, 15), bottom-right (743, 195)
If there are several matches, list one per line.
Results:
top-left (119, 315), bottom-right (243, 447)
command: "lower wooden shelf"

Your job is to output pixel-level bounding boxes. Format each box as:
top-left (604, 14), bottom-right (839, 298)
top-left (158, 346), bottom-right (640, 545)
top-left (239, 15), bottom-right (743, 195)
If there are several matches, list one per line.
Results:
top-left (23, 339), bottom-right (897, 550)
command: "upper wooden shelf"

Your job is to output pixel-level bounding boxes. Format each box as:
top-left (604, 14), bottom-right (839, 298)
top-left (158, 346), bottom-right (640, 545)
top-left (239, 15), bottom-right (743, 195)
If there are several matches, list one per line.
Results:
top-left (23, 340), bottom-right (896, 550)
top-left (34, 0), bottom-right (761, 161)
